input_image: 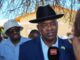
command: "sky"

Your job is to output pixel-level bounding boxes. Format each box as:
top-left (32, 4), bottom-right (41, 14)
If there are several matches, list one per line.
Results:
top-left (0, 0), bottom-right (80, 20)
top-left (60, 0), bottom-right (80, 10)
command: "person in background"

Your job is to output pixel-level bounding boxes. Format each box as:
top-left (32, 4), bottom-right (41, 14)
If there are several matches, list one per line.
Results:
top-left (0, 19), bottom-right (30, 60)
top-left (28, 29), bottom-right (40, 39)
top-left (19, 5), bottom-right (75, 60)
top-left (72, 9), bottom-right (80, 60)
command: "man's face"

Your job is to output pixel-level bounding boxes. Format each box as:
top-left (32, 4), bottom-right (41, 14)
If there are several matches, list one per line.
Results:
top-left (6, 27), bottom-right (21, 40)
top-left (37, 20), bottom-right (58, 40)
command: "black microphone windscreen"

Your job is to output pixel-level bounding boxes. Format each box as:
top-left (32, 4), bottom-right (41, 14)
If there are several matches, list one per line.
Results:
top-left (48, 47), bottom-right (59, 60)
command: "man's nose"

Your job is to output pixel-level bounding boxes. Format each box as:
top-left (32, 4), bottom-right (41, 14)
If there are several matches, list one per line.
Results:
top-left (47, 24), bottom-right (53, 30)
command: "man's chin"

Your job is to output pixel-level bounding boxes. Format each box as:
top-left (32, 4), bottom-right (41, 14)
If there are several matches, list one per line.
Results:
top-left (46, 37), bottom-right (54, 40)
top-left (46, 36), bottom-right (56, 40)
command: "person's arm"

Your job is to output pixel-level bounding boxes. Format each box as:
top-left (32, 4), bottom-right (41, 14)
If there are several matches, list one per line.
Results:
top-left (72, 37), bottom-right (80, 60)
top-left (72, 9), bottom-right (80, 60)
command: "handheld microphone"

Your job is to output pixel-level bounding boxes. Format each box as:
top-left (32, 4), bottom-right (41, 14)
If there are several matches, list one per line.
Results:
top-left (48, 47), bottom-right (59, 60)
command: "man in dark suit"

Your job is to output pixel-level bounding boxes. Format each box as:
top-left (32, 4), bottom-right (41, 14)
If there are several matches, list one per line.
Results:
top-left (19, 5), bottom-right (75, 60)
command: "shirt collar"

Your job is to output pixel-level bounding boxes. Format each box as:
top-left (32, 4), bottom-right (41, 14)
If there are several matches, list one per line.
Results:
top-left (40, 36), bottom-right (59, 48)
top-left (52, 37), bottom-right (58, 47)
top-left (40, 36), bottom-right (59, 60)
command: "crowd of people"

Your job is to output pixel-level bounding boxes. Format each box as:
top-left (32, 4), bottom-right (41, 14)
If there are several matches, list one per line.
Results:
top-left (0, 4), bottom-right (80, 60)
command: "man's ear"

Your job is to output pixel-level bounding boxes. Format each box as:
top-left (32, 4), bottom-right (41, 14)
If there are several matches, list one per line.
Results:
top-left (37, 24), bottom-right (41, 32)
top-left (37, 25), bottom-right (39, 30)
top-left (5, 32), bottom-right (9, 37)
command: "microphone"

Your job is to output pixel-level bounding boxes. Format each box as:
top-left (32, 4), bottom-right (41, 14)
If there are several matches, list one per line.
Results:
top-left (48, 47), bottom-right (59, 60)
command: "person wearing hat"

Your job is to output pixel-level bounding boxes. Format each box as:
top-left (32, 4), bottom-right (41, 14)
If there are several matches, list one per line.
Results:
top-left (28, 29), bottom-right (40, 39)
top-left (19, 5), bottom-right (75, 60)
top-left (0, 19), bottom-right (30, 60)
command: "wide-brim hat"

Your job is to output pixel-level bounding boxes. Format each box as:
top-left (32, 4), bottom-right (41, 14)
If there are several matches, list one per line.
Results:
top-left (29, 5), bottom-right (64, 23)
top-left (4, 19), bottom-right (23, 33)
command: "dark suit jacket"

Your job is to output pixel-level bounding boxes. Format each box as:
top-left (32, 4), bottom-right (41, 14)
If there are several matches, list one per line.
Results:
top-left (19, 37), bottom-right (75, 60)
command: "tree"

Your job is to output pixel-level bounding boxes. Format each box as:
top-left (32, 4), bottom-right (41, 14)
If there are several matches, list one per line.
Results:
top-left (0, 0), bottom-right (78, 24)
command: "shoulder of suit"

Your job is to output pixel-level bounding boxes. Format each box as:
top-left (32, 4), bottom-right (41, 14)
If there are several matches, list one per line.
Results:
top-left (20, 37), bottom-right (38, 47)
top-left (58, 37), bottom-right (73, 49)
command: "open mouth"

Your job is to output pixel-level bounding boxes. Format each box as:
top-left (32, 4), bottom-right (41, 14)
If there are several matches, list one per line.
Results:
top-left (47, 32), bottom-right (55, 36)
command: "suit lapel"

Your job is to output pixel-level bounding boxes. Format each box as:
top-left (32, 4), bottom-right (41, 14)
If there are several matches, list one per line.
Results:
top-left (58, 38), bottom-right (67, 60)
top-left (35, 37), bottom-right (44, 60)
top-left (36, 37), bottom-right (67, 60)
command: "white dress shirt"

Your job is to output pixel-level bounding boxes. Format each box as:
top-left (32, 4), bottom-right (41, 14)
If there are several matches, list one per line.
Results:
top-left (40, 37), bottom-right (58, 60)
top-left (0, 37), bottom-right (30, 60)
